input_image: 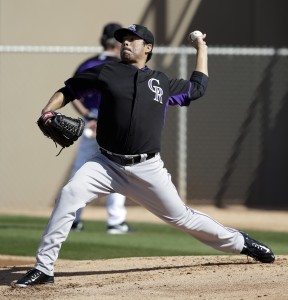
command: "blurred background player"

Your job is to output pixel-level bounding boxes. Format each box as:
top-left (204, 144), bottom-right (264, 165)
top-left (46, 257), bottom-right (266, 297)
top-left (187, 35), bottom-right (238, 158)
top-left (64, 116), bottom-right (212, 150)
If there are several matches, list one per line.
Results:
top-left (68, 23), bottom-right (134, 234)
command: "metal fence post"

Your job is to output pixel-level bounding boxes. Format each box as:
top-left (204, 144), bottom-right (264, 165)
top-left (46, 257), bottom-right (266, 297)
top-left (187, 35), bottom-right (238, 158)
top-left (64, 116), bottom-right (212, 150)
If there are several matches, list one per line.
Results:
top-left (177, 50), bottom-right (188, 202)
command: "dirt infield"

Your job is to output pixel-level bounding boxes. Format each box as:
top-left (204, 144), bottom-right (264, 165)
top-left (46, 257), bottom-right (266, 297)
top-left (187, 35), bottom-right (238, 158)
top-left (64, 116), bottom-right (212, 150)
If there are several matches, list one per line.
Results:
top-left (1, 205), bottom-right (288, 299)
top-left (1, 255), bottom-right (288, 299)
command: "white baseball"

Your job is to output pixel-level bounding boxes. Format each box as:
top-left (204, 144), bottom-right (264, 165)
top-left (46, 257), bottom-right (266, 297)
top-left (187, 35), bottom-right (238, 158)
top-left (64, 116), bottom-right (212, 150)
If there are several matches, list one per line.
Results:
top-left (83, 127), bottom-right (94, 139)
top-left (189, 30), bottom-right (203, 42)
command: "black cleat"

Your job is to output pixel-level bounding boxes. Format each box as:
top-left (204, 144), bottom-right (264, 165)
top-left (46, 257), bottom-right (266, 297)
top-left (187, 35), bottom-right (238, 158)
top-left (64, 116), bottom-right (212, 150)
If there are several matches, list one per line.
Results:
top-left (107, 222), bottom-right (136, 234)
top-left (13, 268), bottom-right (54, 287)
top-left (240, 232), bottom-right (275, 263)
top-left (71, 221), bottom-right (84, 232)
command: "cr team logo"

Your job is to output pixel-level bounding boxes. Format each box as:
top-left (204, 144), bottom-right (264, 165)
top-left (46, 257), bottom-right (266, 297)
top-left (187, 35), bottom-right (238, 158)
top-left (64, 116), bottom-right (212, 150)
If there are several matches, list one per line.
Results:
top-left (148, 78), bottom-right (163, 104)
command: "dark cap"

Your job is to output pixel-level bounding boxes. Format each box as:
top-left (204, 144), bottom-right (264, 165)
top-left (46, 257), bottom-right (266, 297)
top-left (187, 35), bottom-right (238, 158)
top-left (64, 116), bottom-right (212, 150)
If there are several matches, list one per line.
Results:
top-left (114, 24), bottom-right (154, 45)
top-left (101, 23), bottom-right (122, 47)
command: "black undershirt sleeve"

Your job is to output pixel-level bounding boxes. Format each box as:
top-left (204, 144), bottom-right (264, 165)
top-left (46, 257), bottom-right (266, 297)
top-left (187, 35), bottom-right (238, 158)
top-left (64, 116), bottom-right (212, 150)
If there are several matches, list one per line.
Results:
top-left (190, 71), bottom-right (209, 89)
top-left (189, 71), bottom-right (209, 100)
top-left (56, 87), bottom-right (75, 104)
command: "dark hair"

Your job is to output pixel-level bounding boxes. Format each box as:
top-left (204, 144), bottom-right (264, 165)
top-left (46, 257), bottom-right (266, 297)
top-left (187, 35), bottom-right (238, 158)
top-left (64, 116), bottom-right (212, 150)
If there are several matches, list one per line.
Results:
top-left (143, 40), bottom-right (153, 62)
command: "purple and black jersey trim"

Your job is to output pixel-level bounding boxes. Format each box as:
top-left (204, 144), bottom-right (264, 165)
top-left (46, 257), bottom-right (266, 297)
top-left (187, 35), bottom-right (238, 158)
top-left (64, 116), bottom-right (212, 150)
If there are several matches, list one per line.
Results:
top-left (168, 71), bottom-right (208, 106)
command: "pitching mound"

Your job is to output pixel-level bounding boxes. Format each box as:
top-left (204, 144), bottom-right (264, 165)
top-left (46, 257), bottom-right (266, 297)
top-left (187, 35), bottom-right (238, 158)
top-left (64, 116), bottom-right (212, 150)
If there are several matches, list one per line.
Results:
top-left (1, 255), bottom-right (288, 299)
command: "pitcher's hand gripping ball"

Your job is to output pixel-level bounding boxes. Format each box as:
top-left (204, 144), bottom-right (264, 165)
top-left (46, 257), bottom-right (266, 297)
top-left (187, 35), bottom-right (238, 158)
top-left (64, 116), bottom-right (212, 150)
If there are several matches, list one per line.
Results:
top-left (188, 30), bottom-right (203, 42)
top-left (37, 111), bottom-right (84, 155)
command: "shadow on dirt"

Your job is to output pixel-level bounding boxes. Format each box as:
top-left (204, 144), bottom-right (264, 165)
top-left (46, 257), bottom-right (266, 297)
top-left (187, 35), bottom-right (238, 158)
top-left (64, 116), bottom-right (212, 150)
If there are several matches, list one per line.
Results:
top-left (1, 260), bottom-right (251, 287)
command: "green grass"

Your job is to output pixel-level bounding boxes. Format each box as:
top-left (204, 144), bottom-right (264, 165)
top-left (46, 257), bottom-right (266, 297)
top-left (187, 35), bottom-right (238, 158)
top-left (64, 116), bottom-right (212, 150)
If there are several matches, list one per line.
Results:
top-left (0, 215), bottom-right (287, 260)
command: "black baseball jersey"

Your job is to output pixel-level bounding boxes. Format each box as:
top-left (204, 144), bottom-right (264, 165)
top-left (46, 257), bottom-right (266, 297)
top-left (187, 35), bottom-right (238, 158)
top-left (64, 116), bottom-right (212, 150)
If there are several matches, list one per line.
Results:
top-left (73, 53), bottom-right (120, 111)
top-left (63, 61), bottom-right (208, 155)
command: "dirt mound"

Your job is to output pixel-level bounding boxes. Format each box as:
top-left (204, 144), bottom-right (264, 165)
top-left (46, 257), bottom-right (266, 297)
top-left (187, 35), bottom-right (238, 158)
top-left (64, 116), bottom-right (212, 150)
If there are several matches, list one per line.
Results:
top-left (1, 255), bottom-right (288, 299)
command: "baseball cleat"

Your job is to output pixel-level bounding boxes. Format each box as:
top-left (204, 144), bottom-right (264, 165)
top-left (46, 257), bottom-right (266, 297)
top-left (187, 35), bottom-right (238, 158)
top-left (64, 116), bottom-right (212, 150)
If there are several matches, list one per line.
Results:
top-left (107, 221), bottom-right (136, 234)
top-left (240, 231), bottom-right (275, 263)
top-left (13, 268), bottom-right (54, 287)
top-left (71, 221), bottom-right (84, 232)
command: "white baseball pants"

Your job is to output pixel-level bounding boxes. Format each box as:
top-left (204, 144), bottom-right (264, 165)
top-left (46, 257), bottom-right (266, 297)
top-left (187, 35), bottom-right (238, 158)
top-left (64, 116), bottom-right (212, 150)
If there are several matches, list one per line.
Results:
top-left (35, 152), bottom-right (244, 276)
top-left (70, 128), bottom-right (127, 226)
